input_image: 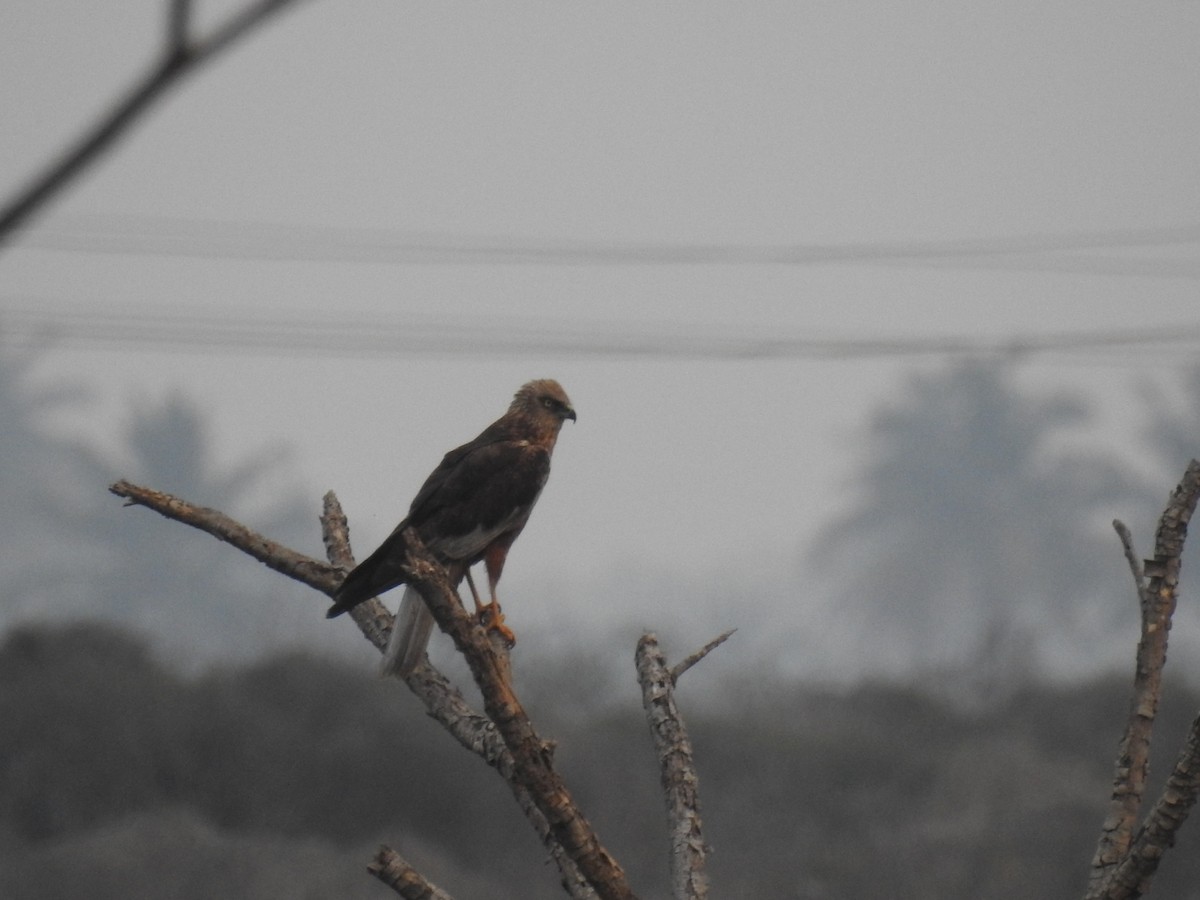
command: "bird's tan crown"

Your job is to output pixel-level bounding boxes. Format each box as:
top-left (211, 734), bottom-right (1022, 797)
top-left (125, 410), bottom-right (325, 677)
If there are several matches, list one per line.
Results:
top-left (511, 379), bottom-right (574, 416)
top-left (509, 380), bottom-right (576, 448)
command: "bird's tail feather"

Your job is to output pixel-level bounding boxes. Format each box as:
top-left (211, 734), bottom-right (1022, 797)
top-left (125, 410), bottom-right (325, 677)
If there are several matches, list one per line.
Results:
top-left (326, 561), bottom-right (386, 619)
top-left (380, 585), bottom-right (435, 678)
top-left (326, 527), bottom-right (409, 619)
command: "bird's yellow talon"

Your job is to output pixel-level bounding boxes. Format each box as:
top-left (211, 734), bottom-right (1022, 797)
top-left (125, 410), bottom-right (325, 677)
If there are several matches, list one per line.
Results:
top-left (479, 604), bottom-right (517, 648)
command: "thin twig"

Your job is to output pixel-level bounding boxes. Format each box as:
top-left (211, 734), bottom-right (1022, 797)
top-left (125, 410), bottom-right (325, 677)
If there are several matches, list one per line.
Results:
top-left (637, 633), bottom-right (711, 900)
top-left (0, 0), bottom-right (309, 244)
top-left (1112, 520), bottom-right (1150, 614)
top-left (369, 845), bottom-right (455, 900)
top-left (167, 0), bottom-right (193, 56)
top-left (670, 629), bottom-right (736, 684)
top-left (1088, 459), bottom-right (1200, 898)
top-left (109, 479), bottom-right (336, 591)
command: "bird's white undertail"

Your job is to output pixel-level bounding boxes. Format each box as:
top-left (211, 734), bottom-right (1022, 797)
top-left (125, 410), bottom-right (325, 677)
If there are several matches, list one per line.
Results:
top-left (380, 585), bottom-right (435, 677)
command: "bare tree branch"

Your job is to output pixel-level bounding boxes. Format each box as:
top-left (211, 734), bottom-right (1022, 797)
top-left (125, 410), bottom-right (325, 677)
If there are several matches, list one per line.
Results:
top-left (319, 491), bottom-right (596, 900)
top-left (109, 479), bottom-right (335, 590)
top-left (1088, 459), bottom-right (1200, 898)
top-left (1102, 712), bottom-right (1200, 899)
top-left (320, 490), bottom-right (393, 650)
top-left (1112, 520), bottom-right (1150, 614)
top-left (0, 0), bottom-right (309, 245)
top-left (368, 845), bottom-right (456, 900)
top-left (110, 480), bottom-right (607, 898)
top-left (669, 629), bottom-right (735, 684)
top-left (637, 633), bottom-right (714, 900)
top-left (399, 528), bottom-right (638, 900)
top-left (167, 0), bottom-right (193, 55)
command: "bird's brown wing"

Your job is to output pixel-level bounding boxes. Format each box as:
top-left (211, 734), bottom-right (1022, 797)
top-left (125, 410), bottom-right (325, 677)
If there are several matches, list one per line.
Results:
top-left (325, 436), bottom-right (550, 617)
top-left (403, 416), bottom-right (520, 522)
top-left (409, 437), bottom-right (552, 561)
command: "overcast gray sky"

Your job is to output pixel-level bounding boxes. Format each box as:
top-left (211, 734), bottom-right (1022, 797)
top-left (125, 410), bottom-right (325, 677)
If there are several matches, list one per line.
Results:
top-left (2, 2), bottom-right (1199, 676)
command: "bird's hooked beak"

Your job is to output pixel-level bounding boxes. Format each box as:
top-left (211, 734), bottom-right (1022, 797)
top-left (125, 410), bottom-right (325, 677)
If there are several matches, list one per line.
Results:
top-left (563, 406), bottom-right (577, 423)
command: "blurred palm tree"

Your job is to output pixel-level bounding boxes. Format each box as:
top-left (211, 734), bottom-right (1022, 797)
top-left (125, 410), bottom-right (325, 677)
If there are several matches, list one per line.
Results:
top-left (0, 340), bottom-right (99, 609)
top-left (84, 391), bottom-right (322, 666)
top-left (0, 338), bottom-right (328, 666)
top-left (809, 361), bottom-right (1144, 691)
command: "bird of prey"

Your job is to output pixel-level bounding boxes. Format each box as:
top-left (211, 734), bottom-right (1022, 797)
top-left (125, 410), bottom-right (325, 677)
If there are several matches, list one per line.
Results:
top-left (326, 379), bottom-right (576, 677)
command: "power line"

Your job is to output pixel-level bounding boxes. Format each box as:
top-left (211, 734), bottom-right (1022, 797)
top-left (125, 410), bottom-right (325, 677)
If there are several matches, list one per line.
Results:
top-left (3, 300), bottom-right (1200, 364)
top-left (9, 214), bottom-right (1200, 277)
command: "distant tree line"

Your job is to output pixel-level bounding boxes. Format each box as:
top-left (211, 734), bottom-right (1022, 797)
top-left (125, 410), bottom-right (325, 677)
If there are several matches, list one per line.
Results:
top-left (4, 621), bottom-right (1200, 899)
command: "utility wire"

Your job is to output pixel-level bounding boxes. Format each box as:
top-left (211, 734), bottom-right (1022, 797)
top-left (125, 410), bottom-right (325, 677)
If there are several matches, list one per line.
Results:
top-left (10, 214), bottom-right (1200, 276)
top-left (7, 219), bottom-right (1199, 360)
top-left (3, 300), bottom-right (1199, 363)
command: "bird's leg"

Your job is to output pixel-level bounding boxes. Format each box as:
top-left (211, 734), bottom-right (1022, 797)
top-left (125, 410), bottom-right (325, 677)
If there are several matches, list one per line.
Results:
top-left (477, 546), bottom-right (516, 647)
top-left (478, 546), bottom-right (517, 648)
top-left (464, 569), bottom-right (486, 615)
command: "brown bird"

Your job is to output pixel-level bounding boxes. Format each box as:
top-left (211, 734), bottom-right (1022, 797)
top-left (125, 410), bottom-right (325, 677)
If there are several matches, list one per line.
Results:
top-left (326, 379), bottom-right (576, 676)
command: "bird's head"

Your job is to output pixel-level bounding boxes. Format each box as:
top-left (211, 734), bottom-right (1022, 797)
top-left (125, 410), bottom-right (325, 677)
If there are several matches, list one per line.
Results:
top-left (512, 379), bottom-right (576, 437)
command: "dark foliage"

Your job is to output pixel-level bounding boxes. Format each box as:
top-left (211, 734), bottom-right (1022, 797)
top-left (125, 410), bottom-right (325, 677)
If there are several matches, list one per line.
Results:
top-left (1, 623), bottom-right (1199, 899)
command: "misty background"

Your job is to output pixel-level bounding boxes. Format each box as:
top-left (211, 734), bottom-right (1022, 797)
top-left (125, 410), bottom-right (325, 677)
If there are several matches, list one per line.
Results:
top-left (2, 3), bottom-right (1200, 897)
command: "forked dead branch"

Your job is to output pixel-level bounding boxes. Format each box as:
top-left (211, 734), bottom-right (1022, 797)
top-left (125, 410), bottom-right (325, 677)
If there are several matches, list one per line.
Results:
top-left (110, 479), bottom-right (721, 900)
top-left (1087, 459), bottom-right (1200, 900)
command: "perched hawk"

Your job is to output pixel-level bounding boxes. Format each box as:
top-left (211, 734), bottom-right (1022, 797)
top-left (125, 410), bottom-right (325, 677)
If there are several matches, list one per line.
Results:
top-left (326, 379), bottom-right (576, 676)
